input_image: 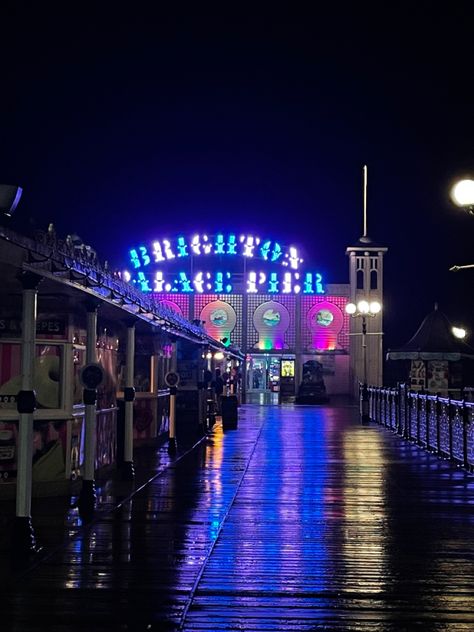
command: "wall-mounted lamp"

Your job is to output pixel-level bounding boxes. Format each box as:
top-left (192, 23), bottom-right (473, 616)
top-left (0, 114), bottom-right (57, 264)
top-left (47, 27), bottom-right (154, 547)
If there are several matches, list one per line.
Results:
top-left (0, 184), bottom-right (23, 217)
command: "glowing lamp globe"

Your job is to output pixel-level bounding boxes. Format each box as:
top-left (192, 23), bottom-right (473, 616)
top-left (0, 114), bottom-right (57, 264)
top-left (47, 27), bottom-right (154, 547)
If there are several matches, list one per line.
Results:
top-left (452, 326), bottom-right (466, 339)
top-left (345, 302), bottom-right (357, 315)
top-left (369, 301), bottom-right (381, 314)
top-left (451, 179), bottom-right (474, 208)
top-left (357, 300), bottom-right (370, 314)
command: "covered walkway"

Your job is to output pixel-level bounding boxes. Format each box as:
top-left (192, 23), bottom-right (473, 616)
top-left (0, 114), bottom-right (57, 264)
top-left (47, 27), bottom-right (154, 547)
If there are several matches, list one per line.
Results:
top-left (3, 403), bottom-right (474, 631)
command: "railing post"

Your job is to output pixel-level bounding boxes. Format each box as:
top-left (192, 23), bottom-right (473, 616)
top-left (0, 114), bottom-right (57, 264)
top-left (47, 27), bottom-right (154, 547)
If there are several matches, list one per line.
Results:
top-left (416, 393), bottom-right (421, 445)
top-left (382, 389), bottom-right (386, 426)
top-left (380, 388), bottom-right (384, 424)
top-left (392, 388), bottom-right (400, 433)
top-left (448, 397), bottom-right (454, 462)
top-left (462, 400), bottom-right (469, 470)
top-left (436, 395), bottom-right (441, 455)
top-left (386, 390), bottom-right (390, 428)
top-left (407, 391), bottom-right (412, 440)
top-left (399, 383), bottom-right (407, 436)
top-left (426, 396), bottom-right (430, 449)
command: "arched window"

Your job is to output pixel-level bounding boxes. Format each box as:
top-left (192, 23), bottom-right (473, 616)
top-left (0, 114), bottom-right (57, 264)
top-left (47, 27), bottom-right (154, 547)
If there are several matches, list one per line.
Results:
top-left (370, 270), bottom-right (378, 290)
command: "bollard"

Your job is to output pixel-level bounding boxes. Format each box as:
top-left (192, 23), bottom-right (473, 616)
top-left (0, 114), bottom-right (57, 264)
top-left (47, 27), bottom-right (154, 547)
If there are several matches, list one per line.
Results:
top-left (360, 382), bottom-right (370, 423)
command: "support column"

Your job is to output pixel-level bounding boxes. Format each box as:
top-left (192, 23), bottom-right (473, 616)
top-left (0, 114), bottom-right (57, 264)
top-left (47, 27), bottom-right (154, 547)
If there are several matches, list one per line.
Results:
top-left (360, 316), bottom-right (370, 423)
top-left (78, 302), bottom-right (100, 515)
top-left (241, 291), bottom-right (248, 404)
top-left (13, 272), bottom-right (42, 554)
top-left (294, 294), bottom-right (302, 398)
top-left (122, 320), bottom-right (136, 480)
top-left (168, 340), bottom-right (178, 454)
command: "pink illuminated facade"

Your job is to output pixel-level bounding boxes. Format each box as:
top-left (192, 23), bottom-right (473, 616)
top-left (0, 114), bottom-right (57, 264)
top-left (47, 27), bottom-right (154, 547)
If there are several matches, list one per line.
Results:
top-left (125, 233), bottom-right (362, 397)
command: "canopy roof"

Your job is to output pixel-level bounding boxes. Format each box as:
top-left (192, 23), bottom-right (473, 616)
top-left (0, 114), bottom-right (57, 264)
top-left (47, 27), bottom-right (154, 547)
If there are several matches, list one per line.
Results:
top-left (0, 223), bottom-right (244, 358)
top-left (387, 305), bottom-right (474, 361)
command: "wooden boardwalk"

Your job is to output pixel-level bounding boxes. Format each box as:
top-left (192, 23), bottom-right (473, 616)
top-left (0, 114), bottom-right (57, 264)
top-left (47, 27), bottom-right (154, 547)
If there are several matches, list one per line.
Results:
top-left (4, 404), bottom-right (474, 631)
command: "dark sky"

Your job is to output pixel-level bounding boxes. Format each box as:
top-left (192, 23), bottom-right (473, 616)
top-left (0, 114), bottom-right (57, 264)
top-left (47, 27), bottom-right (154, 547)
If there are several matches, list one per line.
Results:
top-left (1, 3), bottom-right (473, 350)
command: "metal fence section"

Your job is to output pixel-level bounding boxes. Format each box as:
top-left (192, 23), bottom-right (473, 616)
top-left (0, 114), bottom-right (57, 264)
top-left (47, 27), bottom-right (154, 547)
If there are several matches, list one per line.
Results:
top-left (368, 384), bottom-right (474, 472)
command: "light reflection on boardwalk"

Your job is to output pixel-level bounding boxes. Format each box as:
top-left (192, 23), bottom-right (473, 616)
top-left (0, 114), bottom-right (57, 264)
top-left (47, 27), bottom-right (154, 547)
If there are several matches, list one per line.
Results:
top-left (4, 404), bottom-right (474, 631)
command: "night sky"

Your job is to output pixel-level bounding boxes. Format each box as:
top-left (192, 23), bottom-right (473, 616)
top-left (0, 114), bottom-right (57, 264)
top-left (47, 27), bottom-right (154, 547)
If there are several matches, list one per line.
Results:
top-left (1, 4), bottom-right (473, 351)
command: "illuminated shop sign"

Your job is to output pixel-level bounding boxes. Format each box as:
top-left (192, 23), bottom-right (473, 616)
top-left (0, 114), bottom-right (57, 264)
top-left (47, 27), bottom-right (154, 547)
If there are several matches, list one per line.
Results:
top-left (129, 233), bottom-right (304, 269)
top-left (124, 233), bottom-right (326, 295)
top-left (125, 269), bottom-right (324, 295)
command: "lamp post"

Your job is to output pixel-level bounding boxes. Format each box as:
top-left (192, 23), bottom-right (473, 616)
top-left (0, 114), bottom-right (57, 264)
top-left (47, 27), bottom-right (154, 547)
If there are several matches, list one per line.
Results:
top-left (449, 177), bottom-right (474, 272)
top-left (345, 299), bottom-right (382, 422)
top-left (452, 326), bottom-right (467, 340)
top-left (450, 178), bottom-right (474, 214)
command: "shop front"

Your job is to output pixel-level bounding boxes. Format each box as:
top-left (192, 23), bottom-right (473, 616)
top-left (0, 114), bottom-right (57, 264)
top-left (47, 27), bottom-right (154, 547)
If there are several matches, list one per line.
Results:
top-left (126, 233), bottom-right (353, 402)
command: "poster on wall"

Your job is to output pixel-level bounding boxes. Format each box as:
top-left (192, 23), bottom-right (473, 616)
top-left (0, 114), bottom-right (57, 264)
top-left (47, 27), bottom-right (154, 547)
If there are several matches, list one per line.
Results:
top-left (409, 360), bottom-right (426, 390)
top-left (427, 360), bottom-right (448, 393)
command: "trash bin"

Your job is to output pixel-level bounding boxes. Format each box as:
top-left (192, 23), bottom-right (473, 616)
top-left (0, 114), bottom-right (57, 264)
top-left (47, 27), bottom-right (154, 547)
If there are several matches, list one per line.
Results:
top-left (206, 396), bottom-right (216, 429)
top-left (221, 395), bottom-right (238, 430)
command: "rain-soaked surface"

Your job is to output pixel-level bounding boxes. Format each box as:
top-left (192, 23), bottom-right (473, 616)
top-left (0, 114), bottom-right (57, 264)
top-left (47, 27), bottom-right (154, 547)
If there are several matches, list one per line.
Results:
top-left (2, 404), bottom-right (474, 631)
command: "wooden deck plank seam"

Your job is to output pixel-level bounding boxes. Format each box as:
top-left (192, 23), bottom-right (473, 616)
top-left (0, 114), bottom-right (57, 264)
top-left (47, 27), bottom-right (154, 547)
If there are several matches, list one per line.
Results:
top-left (178, 418), bottom-right (266, 630)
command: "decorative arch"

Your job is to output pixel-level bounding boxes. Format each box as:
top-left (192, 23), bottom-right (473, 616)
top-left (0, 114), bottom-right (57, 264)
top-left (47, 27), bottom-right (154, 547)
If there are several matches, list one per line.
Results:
top-left (200, 300), bottom-right (237, 346)
top-left (252, 301), bottom-right (290, 350)
top-left (307, 301), bottom-right (344, 351)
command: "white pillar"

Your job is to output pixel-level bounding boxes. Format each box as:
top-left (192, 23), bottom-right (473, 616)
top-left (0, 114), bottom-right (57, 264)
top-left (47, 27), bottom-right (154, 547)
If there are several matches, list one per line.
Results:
top-left (169, 390), bottom-right (176, 441)
top-left (79, 303), bottom-right (100, 516)
top-left (14, 272), bottom-right (41, 552)
top-left (168, 341), bottom-right (177, 453)
top-left (83, 308), bottom-right (98, 483)
top-left (122, 322), bottom-right (136, 479)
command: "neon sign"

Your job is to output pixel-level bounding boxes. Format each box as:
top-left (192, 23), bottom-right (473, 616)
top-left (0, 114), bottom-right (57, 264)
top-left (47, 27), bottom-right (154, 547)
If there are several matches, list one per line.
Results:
top-left (128, 269), bottom-right (324, 295)
top-left (129, 233), bottom-right (304, 269)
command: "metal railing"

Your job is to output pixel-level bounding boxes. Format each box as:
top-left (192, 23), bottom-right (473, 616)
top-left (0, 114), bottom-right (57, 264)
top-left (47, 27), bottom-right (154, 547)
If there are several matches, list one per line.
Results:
top-left (368, 384), bottom-right (474, 472)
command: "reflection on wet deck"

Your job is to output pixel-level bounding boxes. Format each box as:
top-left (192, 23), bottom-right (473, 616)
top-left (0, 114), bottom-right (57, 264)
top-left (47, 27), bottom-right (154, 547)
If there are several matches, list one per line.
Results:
top-left (246, 391), bottom-right (280, 405)
top-left (4, 404), bottom-right (474, 631)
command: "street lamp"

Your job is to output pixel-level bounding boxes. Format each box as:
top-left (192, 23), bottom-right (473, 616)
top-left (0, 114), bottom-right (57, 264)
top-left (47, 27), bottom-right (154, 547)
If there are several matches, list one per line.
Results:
top-left (345, 299), bottom-right (382, 422)
top-left (450, 178), bottom-right (474, 214)
top-left (449, 177), bottom-right (474, 272)
top-left (452, 326), bottom-right (467, 340)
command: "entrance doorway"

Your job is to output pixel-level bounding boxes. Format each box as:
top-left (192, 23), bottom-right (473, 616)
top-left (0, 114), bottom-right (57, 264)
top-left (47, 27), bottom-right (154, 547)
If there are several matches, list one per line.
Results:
top-left (247, 355), bottom-right (281, 392)
top-left (246, 354), bottom-right (296, 404)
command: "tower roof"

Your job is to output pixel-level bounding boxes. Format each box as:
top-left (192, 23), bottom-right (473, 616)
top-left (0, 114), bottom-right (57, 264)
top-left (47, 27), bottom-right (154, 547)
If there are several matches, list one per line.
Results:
top-left (387, 305), bottom-right (474, 361)
top-left (346, 235), bottom-right (388, 252)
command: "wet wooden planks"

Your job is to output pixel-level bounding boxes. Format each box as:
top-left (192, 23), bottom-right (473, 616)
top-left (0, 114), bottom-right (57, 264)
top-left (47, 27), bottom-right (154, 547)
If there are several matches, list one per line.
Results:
top-left (184, 407), bottom-right (474, 630)
top-left (4, 404), bottom-right (474, 631)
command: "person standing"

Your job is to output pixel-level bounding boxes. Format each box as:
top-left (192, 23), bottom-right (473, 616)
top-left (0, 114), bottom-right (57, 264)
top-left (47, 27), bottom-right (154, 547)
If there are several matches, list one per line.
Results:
top-left (212, 368), bottom-right (224, 414)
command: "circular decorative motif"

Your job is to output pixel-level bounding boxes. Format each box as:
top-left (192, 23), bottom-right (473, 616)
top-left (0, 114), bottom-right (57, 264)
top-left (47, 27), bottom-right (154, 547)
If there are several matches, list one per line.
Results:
top-left (80, 363), bottom-right (105, 390)
top-left (263, 309), bottom-right (281, 327)
top-left (316, 309), bottom-right (334, 327)
top-left (210, 309), bottom-right (228, 326)
top-left (165, 371), bottom-right (180, 387)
